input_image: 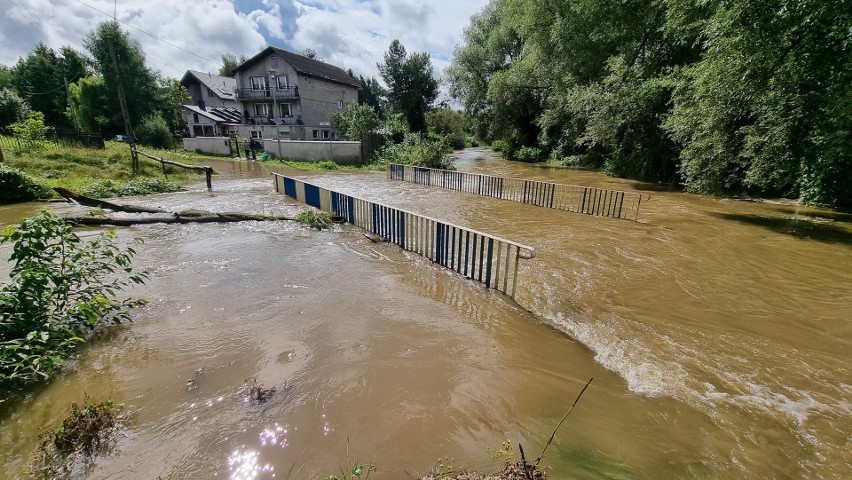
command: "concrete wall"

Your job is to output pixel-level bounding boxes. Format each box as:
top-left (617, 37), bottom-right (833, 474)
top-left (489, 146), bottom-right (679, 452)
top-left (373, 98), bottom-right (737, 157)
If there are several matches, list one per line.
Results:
top-left (298, 74), bottom-right (357, 127)
top-left (183, 137), bottom-right (232, 156)
top-left (264, 139), bottom-right (361, 163)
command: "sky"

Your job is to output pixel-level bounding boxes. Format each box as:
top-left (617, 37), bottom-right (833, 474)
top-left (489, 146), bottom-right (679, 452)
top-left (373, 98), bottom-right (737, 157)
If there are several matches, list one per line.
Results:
top-left (0, 0), bottom-right (488, 86)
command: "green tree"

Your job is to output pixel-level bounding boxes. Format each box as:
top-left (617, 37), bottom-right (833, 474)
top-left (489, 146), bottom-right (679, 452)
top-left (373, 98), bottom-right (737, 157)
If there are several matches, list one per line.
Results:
top-left (159, 78), bottom-right (190, 135)
top-left (331, 100), bottom-right (380, 140)
top-left (378, 40), bottom-right (439, 133)
top-left (0, 87), bottom-right (30, 129)
top-left (356, 74), bottom-right (385, 117)
top-left (9, 111), bottom-right (50, 142)
top-left (219, 53), bottom-right (248, 76)
top-left (136, 114), bottom-right (172, 149)
top-left (0, 65), bottom-right (14, 90)
top-left (84, 22), bottom-right (161, 136)
top-left (68, 76), bottom-right (110, 134)
top-left (426, 108), bottom-right (468, 149)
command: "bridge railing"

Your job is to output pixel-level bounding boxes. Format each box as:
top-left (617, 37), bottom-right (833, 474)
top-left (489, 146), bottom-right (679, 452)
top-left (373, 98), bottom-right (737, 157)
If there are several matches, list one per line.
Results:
top-left (272, 173), bottom-right (536, 298)
top-left (387, 163), bottom-right (644, 221)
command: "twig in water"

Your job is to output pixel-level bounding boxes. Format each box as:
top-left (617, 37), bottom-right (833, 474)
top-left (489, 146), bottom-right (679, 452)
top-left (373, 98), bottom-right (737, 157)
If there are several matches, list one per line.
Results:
top-left (535, 377), bottom-right (593, 466)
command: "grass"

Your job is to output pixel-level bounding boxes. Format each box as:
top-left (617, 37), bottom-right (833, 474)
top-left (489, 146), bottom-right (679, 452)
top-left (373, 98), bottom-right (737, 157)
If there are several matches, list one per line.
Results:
top-left (1, 139), bottom-right (228, 200)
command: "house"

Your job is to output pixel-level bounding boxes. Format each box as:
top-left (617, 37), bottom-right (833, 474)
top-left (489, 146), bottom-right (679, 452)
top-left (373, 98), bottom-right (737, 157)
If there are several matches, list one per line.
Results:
top-left (230, 46), bottom-right (359, 141)
top-left (180, 70), bottom-right (242, 137)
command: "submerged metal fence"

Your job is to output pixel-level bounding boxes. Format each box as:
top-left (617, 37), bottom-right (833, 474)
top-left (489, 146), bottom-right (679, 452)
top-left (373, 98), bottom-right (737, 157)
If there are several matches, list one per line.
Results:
top-left (387, 163), bottom-right (644, 221)
top-left (272, 173), bottom-right (536, 298)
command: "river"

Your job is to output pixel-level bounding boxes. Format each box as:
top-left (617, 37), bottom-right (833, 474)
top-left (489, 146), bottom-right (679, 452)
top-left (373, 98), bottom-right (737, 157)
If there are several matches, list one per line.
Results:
top-left (1, 149), bottom-right (850, 479)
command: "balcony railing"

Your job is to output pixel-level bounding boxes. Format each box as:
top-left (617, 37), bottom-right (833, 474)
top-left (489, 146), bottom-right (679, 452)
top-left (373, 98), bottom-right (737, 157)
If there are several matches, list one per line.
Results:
top-left (244, 115), bottom-right (305, 126)
top-left (235, 86), bottom-right (299, 100)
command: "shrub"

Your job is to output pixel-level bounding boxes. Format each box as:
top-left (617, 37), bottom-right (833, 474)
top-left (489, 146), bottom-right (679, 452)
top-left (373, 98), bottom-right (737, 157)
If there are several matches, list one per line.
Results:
top-left (136, 114), bottom-right (172, 149)
top-left (295, 209), bottom-right (333, 230)
top-left (316, 161), bottom-right (339, 170)
top-left (515, 146), bottom-right (543, 162)
top-left (0, 211), bottom-right (147, 394)
top-left (0, 165), bottom-right (52, 202)
top-left (380, 133), bottom-right (455, 170)
top-left (491, 139), bottom-right (508, 152)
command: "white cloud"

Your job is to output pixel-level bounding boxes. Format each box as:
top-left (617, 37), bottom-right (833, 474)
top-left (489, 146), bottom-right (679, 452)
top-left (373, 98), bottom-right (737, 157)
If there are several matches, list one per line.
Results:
top-left (0, 0), bottom-right (489, 84)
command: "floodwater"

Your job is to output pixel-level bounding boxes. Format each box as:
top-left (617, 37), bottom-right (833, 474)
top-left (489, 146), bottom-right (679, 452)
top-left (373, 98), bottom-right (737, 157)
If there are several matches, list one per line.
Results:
top-left (1, 149), bottom-right (850, 479)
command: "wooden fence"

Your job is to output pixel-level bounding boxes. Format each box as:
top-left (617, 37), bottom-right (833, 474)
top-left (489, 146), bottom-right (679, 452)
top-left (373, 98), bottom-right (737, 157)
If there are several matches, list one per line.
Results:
top-left (387, 163), bottom-right (645, 221)
top-left (0, 132), bottom-right (104, 151)
top-left (272, 173), bottom-right (536, 298)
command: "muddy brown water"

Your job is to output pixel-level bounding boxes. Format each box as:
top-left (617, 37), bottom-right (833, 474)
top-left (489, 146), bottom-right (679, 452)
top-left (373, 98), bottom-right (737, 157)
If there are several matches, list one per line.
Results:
top-left (1, 149), bottom-right (849, 479)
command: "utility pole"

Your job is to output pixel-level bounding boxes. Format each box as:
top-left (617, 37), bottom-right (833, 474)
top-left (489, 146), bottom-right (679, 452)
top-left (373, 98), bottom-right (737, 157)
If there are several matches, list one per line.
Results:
top-left (107, 25), bottom-right (138, 174)
top-left (62, 57), bottom-right (79, 132)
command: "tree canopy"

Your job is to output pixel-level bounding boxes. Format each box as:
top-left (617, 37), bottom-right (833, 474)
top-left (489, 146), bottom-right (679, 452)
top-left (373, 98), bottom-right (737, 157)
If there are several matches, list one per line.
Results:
top-left (448, 0), bottom-right (852, 207)
top-left (378, 40), bottom-right (439, 133)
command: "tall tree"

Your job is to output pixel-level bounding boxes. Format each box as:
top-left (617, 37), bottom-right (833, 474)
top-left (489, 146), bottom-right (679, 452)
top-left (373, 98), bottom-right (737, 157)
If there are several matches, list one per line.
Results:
top-left (85, 22), bottom-right (160, 136)
top-left (67, 76), bottom-right (109, 133)
top-left (0, 88), bottom-right (29, 128)
top-left (159, 78), bottom-right (190, 135)
top-left (378, 40), bottom-right (438, 133)
top-left (219, 53), bottom-right (247, 76)
top-left (11, 44), bottom-right (88, 129)
top-left (356, 74), bottom-right (385, 117)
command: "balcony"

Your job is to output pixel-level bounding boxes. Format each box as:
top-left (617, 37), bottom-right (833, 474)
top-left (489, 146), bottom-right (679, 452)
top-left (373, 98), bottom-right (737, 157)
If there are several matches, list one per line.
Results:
top-left (244, 115), bottom-right (304, 126)
top-left (235, 86), bottom-right (299, 100)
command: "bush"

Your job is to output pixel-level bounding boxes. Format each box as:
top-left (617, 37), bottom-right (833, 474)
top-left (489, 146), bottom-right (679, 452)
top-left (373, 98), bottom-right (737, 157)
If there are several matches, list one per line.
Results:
top-left (0, 165), bottom-right (52, 202)
top-left (295, 209), bottom-right (333, 230)
top-left (81, 178), bottom-right (184, 198)
top-left (380, 133), bottom-right (455, 170)
top-left (316, 161), bottom-right (339, 170)
top-left (136, 114), bottom-right (172, 149)
top-left (515, 146), bottom-right (543, 162)
top-left (0, 211), bottom-right (147, 394)
top-left (491, 139), bottom-right (508, 152)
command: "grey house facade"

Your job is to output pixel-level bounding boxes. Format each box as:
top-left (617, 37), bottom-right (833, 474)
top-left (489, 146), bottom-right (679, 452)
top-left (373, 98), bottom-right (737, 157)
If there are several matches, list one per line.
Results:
top-left (231, 47), bottom-right (359, 141)
top-left (180, 70), bottom-right (242, 137)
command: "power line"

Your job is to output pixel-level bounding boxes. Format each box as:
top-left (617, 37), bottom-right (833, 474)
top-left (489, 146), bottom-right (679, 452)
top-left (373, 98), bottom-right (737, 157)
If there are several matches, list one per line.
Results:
top-left (0, 0), bottom-right (43, 48)
top-left (72, 0), bottom-right (223, 68)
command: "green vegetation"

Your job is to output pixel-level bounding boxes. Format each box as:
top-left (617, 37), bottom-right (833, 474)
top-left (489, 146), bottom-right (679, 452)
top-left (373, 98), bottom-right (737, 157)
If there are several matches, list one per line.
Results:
top-left (0, 141), bottom-right (224, 200)
top-left (295, 209), bottom-right (334, 230)
top-left (0, 211), bottom-right (147, 396)
top-left (0, 165), bottom-right (52, 202)
top-left (324, 462), bottom-right (377, 480)
top-left (447, 0), bottom-right (852, 207)
top-left (378, 40), bottom-right (439, 134)
top-left (31, 398), bottom-right (127, 478)
top-left (331, 101), bottom-right (381, 140)
top-left (381, 133), bottom-right (455, 170)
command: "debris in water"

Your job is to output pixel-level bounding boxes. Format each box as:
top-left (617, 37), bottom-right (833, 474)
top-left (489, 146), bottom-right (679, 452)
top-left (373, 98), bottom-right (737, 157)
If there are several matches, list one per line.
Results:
top-left (186, 367), bottom-right (204, 391)
top-left (243, 377), bottom-right (276, 404)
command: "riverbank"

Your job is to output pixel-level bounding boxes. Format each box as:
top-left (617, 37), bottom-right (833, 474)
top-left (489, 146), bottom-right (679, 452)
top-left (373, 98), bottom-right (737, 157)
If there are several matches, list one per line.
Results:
top-left (0, 141), bottom-right (226, 201)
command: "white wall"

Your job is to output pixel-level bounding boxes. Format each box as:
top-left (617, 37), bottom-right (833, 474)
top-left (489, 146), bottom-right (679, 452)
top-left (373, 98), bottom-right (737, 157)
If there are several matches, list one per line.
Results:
top-left (264, 140), bottom-right (361, 163)
top-left (183, 137), bottom-right (232, 156)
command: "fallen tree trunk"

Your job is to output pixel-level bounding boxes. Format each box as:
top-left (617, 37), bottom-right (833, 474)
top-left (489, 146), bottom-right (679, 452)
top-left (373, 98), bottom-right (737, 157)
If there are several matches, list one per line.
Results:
top-left (54, 188), bottom-right (294, 226)
top-left (64, 212), bottom-right (292, 226)
top-left (54, 187), bottom-right (171, 214)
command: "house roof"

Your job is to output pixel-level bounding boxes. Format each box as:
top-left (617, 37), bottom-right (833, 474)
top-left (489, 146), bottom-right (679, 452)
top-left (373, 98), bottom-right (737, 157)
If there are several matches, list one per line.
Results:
top-left (232, 46), bottom-right (359, 87)
top-left (181, 71), bottom-right (238, 101)
top-left (183, 105), bottom-right (242, 125)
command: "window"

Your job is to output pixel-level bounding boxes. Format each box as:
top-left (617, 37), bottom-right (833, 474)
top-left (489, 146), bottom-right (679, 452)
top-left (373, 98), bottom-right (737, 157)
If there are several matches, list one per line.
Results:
top-left (337, 100), bottom-right (344, 109)
top-left (271, 55), bottom-right (278, 68)
top-left (279, 128), bottom-right (290, 137)
top-left (312, 129), bottom-right (318, 139)
top-left (276, 75), bottom-right (289, 89)
top-left (250, 76), bottom-right (267, 90)
top-left (193, 125), bottom-right (203, 137)
top-left (280, 103), bottom-right (291, 117)
top-left (251, 131), bottom-right (261, 139)
top-left (207, 88), bottom-right (214, 96)
top-left (202, 125), bottom-right (214, 136)
top-left (193, 113), bottom-right (199, 122)
top-left (254, 103), bottom-right (271, 116)
top-left (322, 130), bottom-right (330, 139)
